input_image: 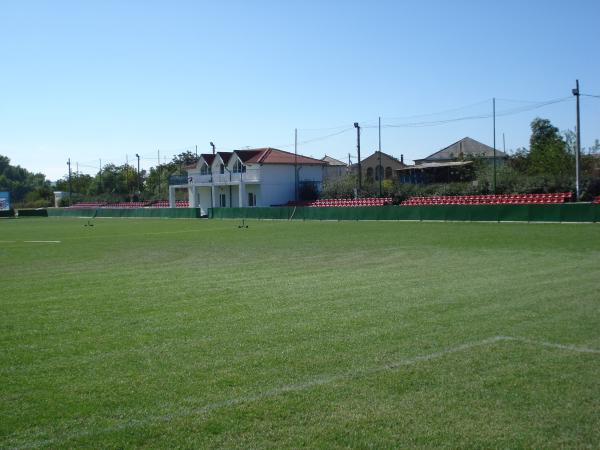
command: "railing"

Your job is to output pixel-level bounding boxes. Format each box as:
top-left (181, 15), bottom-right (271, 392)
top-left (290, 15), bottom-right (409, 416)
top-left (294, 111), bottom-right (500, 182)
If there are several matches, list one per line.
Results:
top-left (188, 174), bottom-right (213, 184)
top-left (168, 175), bottom-right (191, 185)
top-left (213, 170), bottom-right (261, 183)
top-left (170, 169), bottom-right (261, 185)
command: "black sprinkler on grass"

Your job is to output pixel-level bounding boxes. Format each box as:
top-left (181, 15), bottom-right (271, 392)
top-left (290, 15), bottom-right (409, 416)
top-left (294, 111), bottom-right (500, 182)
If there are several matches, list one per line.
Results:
top-left (238, 219), bottom-right (248, 229)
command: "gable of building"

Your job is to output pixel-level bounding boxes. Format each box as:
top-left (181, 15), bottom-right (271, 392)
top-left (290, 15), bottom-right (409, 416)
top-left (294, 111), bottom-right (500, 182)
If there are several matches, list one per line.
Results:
top-left (322, 155), bottom-right (347, 166)
top-left (360, 151), bottom-right (405, 169)
top-left (416, 137), bottom-right (507, 164)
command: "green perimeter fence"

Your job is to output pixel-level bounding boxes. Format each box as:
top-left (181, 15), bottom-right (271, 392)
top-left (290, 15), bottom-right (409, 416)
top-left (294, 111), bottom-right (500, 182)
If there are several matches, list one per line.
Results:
top-left (210, 204), bottom-right (600, 223)
top-left (47, 208), bottom-right (202, 219)
top-left (9, 204), bottom-right (600, 222)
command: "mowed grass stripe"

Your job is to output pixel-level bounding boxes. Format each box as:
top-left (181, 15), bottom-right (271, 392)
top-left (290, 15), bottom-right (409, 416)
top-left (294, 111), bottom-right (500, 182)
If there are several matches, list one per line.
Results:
top-left (4, 337), bottom-right (600, 449)
top-left (1, 218), bottom-right (599, 448)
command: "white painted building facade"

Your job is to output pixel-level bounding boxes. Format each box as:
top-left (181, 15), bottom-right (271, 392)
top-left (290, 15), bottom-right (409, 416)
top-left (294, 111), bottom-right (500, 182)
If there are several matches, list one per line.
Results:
top-left (168, 148), bottom-right (326, 215)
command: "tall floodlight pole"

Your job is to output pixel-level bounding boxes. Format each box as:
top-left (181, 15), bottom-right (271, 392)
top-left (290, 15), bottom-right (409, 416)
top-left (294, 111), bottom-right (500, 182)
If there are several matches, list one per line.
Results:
top-left (67, 158), bottom-right (72, 204)
top-left (378, 116), bottom-right (382, 197)
top-left (572, 80), bottom-right (581, 201)
top-left (354, 122), bottom-right (362, 193)
top-left (493, 98), bottom-right (497, 194)
top-left (294, 128), bottom-right (298, 202)
top-left (135, 153), bottom-right (140, 194)
top-left (210, 142), bottom-right (215, 155)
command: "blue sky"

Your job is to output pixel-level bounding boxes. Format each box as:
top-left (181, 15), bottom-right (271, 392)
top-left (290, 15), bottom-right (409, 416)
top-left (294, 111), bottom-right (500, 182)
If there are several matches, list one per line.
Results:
top-left (1, 0), bottom-right (599, 180)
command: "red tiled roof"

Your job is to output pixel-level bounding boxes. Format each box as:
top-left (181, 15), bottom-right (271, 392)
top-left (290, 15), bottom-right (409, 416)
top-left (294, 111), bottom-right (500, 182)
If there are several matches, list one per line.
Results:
top-left (216, 152), bottom-right (233, 164)
top-left (238, 148), bottom-right (326, 165)
top-left (200, 154), bottom-right (216, 165)
top-left (234, 150), bottom-right (264, 163)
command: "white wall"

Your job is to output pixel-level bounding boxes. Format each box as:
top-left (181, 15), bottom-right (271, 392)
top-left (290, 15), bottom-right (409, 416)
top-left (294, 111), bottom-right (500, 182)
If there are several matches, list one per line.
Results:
top-left (197, 187), bottom-right (212, 215)
top-left (258, 164), bottom-right (323, 206)
top-left (258, 165), bottom-right (294, 206)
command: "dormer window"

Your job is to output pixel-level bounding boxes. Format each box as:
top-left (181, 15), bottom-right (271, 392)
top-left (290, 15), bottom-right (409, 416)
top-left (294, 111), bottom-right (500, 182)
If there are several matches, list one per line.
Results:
top-left (233, 160), bottom-right (246, 173)
top-left (200, 163), bottom-right (211, 175)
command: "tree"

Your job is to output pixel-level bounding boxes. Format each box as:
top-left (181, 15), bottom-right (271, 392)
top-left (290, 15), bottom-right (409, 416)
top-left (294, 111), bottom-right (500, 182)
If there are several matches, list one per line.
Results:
top-left (0, 154), bottom-right (53, 206)
top-left (528, 118), bottom-right (574, 178)
top-left (172, 151), bottom-right (199, 168)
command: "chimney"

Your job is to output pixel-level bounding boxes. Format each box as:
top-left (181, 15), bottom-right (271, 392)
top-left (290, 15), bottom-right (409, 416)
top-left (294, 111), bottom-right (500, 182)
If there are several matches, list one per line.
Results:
top-left (400, 154), bottom-right (404, 164)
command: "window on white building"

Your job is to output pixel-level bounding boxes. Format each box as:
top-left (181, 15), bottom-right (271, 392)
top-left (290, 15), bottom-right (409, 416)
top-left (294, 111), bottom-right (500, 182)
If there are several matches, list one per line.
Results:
top-left (200, 163), bottom-right (211, 175)
top-left (233, 160), bottom-right (246, 173)
top-left (220, 164), bottom-right (225, 174)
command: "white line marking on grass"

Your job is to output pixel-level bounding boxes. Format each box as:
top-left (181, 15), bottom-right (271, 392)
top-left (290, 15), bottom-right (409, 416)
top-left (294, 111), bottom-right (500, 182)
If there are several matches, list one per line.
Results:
top-left (23, 240), bottom-right (61, 243)
top-left (9, 335), bottom-right (600, 449)
top-left (502, 335), bottom-right (600, 354)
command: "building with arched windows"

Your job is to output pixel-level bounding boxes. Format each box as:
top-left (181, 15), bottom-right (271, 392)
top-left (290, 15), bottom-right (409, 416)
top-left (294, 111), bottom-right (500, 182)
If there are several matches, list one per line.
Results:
top-left (351, 151), bottom-right (406, 183)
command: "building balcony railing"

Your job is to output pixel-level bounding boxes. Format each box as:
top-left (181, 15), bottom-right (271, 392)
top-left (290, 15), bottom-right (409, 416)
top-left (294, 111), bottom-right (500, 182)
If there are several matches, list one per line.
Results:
top-left (169, 169), bottom-right (261, 185)
top-left (212, 170), bottom-right (261, 184)
top-left (168, 175), bottom-right (191, 185)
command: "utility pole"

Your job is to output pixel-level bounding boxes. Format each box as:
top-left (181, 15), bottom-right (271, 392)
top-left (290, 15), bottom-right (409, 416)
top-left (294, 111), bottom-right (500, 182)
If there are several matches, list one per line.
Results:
top-left (492, 98), bottom-right (497, 194)
top-left (354, 122), bottom-right (362, 193)
top-left (126, 154), bottom-right (130, 200)
top-left (294, 128), bottom-right (298, 202)
top-left (135, 153), bottom-right (141, 195)
top-left (503, 133), bottom-right (506, 154)
top-left (195, 144), bottom-right (198, 158)
top-left (67, 158), bottom-right (72, 204)
top-left (378, 116), bottom-right (382, 197)
top-left (157, 149), bottom-right (161, 198)
top-left (572, 79), bottom-right (581, 201)
top-left (99, 159), bottom-right (102, 191)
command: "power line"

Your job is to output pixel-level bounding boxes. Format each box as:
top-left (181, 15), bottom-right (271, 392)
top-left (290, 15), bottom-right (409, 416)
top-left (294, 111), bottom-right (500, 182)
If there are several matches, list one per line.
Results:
top-left (383, 98), bottom-right (492, 121)
top-left (382, 97), bottom-right (572, 129)
top-left (63, 94), bottom-right (579, 171)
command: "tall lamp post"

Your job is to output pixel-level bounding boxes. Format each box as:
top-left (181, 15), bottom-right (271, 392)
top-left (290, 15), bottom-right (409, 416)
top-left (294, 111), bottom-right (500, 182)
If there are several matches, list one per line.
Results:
top-left (135, 153), bottom-right (140, 195)
top-left (378, 116), bottom-right (382, 197)
top-left (67, 158), bottom-right (72, 204)
top-left (572, 80), bottom-right (581, 201)
top-left (354, 122), bottom-right (362, 193)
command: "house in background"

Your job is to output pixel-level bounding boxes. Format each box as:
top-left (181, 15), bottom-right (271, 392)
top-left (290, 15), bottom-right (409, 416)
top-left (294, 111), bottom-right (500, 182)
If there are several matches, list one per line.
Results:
top-left (397, 160), bottom-right (475, 184)
top-left (321, 155), bottom-right (348, 181)
top-left (169, 148), bottom-right (327, 215)
top-left (414, 137), bottom-right (507, 165)
top-left (352, 151), bottom-right (406, 182)
top-left (399, 137), bottom-right (505, 184)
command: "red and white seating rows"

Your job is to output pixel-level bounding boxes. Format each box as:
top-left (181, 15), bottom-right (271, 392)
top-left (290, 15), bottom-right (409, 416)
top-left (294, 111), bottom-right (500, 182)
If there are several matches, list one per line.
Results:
top-left (401, 192), bottom-right (572, 206)
top-left (309, 197), bottom-right (393, 207)
top-left (69, 201), bottom-right (107, 208)
top-left (71, 200), bottom-right (190, 208)
top-left (592, 196), bottom-right (600, 204)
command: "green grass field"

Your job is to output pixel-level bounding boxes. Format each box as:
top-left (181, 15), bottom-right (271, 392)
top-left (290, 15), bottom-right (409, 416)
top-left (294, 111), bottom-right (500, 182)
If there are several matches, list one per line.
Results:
top-left (1, 217), bottom-right (600, 449)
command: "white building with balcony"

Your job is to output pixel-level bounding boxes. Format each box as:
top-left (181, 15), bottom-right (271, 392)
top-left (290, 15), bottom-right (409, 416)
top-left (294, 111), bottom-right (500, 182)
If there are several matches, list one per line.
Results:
top-left (168, 148), bottom-right (327, 215)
